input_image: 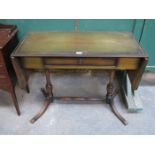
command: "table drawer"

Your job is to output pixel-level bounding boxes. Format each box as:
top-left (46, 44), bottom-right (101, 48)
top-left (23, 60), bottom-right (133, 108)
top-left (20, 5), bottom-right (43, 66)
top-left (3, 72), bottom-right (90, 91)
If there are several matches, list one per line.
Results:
top-left (45, 58), bottom-right (116, 66)
top-left (21, 57), bottom-right (140, 70)
top-left (22, 57), bottom-right (116, 69)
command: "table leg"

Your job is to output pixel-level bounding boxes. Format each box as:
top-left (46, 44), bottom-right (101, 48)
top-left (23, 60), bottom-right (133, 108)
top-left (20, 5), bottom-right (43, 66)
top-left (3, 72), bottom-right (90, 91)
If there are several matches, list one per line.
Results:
top-left (30, 69), bottom-right (53, 123)
top-left (106, 70), bottom-right (128, 125)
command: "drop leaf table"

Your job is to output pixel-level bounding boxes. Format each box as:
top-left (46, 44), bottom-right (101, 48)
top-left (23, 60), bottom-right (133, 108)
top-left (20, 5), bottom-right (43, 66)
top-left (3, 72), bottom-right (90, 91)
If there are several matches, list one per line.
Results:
top-left (0, 23), bottom-right (20, 115)
top-left (11, 32), bottom-right (148, 125)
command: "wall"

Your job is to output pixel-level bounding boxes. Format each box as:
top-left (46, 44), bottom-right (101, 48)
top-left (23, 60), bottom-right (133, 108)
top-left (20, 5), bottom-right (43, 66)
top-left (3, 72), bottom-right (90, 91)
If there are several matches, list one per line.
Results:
top-left (0, 19), bottom-right (75, 39)
top-left (140, 20), bottom-right (155, 69)
top-left (1, 19), bottom-right (139, 38)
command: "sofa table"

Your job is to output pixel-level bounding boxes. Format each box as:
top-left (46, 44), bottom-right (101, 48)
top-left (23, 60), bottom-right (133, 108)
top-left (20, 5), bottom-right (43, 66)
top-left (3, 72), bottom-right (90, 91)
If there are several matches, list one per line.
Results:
top-left (11, 32), bottom-right (148, 125)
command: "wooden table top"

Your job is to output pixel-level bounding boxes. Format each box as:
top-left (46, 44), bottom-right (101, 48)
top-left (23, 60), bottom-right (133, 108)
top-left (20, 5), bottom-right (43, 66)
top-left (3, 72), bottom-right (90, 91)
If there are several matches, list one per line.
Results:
top-left (12, 32), bottom-right (147, 57)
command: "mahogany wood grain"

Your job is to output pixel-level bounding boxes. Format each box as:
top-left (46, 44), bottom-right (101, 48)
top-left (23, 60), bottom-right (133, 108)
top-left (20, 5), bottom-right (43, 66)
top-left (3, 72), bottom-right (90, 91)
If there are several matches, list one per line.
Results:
top-left (0, 24), bottom-right (20, 115)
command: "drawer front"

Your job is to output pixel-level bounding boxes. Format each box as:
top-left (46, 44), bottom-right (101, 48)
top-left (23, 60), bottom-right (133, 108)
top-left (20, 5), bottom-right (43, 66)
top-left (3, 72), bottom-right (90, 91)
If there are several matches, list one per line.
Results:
top-left (21, 57), bottom-right (140, 70)
top-left (81, 58), bottom-right (115, 66)
top-left (22, 57), bottom-right (116, 69)
top-left (45, 58), bottom-right (116, 66)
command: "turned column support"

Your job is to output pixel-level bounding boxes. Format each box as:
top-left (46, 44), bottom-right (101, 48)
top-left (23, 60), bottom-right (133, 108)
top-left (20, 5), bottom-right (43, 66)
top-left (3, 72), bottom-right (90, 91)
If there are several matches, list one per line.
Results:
top-left (45, 69), bottom-right (53, 101)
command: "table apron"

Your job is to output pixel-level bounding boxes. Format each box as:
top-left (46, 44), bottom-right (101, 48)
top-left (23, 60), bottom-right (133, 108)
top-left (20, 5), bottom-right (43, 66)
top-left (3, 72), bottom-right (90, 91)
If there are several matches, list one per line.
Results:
top-left (20, 57), bottom-right (141, 70)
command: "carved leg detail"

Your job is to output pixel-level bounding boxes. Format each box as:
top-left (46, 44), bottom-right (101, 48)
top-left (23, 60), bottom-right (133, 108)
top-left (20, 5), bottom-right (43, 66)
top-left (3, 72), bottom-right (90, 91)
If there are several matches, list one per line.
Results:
top-left (30, 69), bottom-right (53, 123)
top-left (106, 71), bottom-right (128, 125)
top-left (45, 69), bottom-right (53, 101)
